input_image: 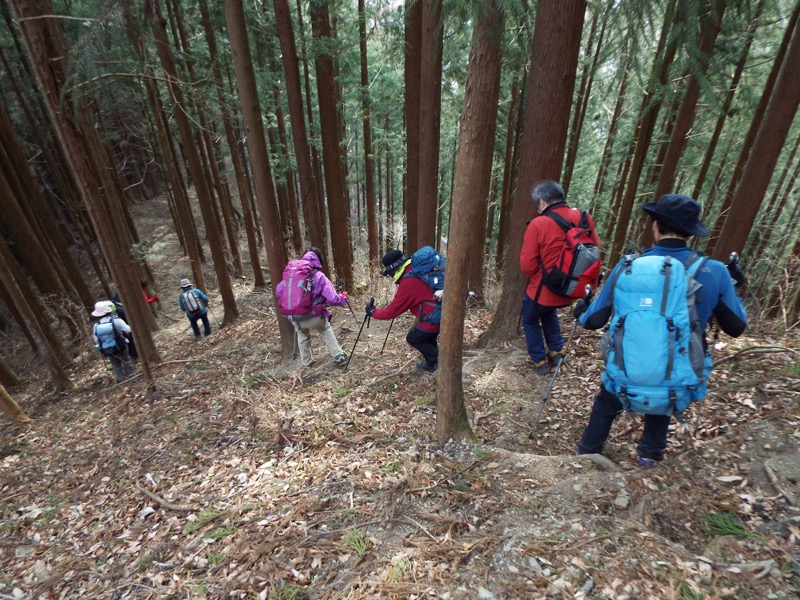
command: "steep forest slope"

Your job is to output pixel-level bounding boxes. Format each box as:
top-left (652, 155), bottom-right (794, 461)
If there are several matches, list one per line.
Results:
top-left (1, 200), bottom-right (799, 599)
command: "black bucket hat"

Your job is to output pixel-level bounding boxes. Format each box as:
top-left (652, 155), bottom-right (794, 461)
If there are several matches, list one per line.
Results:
top-left (641, 194), bottom-right (709, 237)
top-left (381, 249), bottom-right (406, 277)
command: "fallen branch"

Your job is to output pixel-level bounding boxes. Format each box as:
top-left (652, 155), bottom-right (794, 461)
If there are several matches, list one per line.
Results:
top-left (714, 345), bottom-right (798, 368)
top-left (135, 482), bottom-right (194, 511)
top-left (408, 458), bottom-right (484, 494)
top-left (725, 559), bottom-right (775, 579)
top-left (763, 463), bottom-right (796, 507)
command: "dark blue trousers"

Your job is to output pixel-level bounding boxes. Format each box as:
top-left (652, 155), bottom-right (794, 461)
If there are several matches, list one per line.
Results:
top-left (406, 326), bottom-right (439, 367)
top-left (577, 385), bottom-right (671, 462)
top-left (521, 294), bottom-right (564, 362)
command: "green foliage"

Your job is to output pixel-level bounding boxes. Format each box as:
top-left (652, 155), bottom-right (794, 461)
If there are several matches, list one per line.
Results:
top-left (701, 511), bottom-right (751, 537)
top-left (270, 582), bottom-right (307, 600)
top-left (183, 507), bottom-right (226, 534)
top-left (343, 528), bottom-right (371, 564)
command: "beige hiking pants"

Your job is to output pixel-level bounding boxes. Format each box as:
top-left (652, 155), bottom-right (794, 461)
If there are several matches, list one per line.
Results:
top-left (292, 316), bottom-right (344, 366)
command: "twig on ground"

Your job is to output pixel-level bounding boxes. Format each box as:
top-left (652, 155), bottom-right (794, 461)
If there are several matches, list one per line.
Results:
top-left (401, 515), bottom-right (439, 542)
top-left (408, 459), bottom-right (484, 493)
top-left (763, 463), bottom-right (796, 507)
top-left (135, 482), bottom-right (195, 511)
top-left (365, 359), bottom-right (415, 387)
top-left (714, 345), bottom-right (798, 368)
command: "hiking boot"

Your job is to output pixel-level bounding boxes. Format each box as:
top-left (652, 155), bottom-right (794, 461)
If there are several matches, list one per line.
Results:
top-left (526, 357), bottom-right (550, 374)
top-left (638, 457), bottom-right (657, 468)
top-left (416, 361), bottom-right (438, 373)
top-left (334, 354), bottom-right (347, 367)
top-left (548, 349), bottom-right (565, 367)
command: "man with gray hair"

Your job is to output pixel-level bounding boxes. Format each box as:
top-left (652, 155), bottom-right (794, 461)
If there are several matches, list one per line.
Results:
top-left (519, 180), bottom-right (601, 373)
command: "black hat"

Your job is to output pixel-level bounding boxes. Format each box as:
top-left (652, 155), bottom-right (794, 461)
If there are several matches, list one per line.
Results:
top-left (641, 194), bottom-right (709, 237)
top-left (381, 249), bottom-right (406, 277)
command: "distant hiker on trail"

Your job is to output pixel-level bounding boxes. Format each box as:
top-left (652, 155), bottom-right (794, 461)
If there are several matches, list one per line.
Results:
top-left (520, 180), bottom-right (601, 374)
top-left (110, 293), bottom-right (138, 361)
top-left (276, 247), bottom-right (349, 367)
top-left (91, 300), bottom-right (134, 383)
top-left (178, 279), bottom-right (210, 341)
top-left (367, 248), bottom-right (440, 373)
top-left (574, 194), bottom-right (747, 466)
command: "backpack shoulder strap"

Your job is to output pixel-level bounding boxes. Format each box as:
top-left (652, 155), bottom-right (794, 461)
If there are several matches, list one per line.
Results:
top-left (544, 211), bottom-right (574, 232)
top-left (682, 250), bottom-right (708, 278)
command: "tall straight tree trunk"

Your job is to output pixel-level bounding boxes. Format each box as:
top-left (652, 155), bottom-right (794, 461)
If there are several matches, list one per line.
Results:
top-left (438, 0), bottom-right (503, 443)
top-left (645, 0), bottom-right (727, 249)
top-left (274, 0), bottom-right (326, 254)
top-left (224, 0), bottom-right (295, 359)
top-left (416, 0), bottom-right (443, 249)
top-left (147, 0), bottom-right (239, 325)
top-left (404, 0), bottom-right (422, 250)
top-left (712, 11), bottom-right (800, 262)
top-left (692, 0), bottom-right (764, 201)
top-left (706, 2), bottom-right (800, 256)
top-left (592, 56), bottom-right (631, 206)
top-left (198, 0), bottom-right (265, 287)
top-left (479, 0), bottom-right (586, 345)
top-left (358, 0), bottom-right (378, 263)
top-left (12, 0), bottom-right (160, 388)
top-left (562, 3), bottom-right (608, 194)
top-left (608, 0), bottom-right (678, 264)
top-left (311, 0), bottom-right (354, 288)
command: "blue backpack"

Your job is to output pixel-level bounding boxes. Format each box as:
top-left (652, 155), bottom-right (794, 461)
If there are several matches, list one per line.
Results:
top-left (94, 319), bottom-right (126, 357)
top-left (601, 252), bottom-right (710, 417)
top-left (404, 246), bottom-right (446, 325)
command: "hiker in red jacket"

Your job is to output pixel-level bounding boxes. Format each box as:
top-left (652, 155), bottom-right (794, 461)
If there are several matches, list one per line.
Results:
top-left (520, 180), bottom-right (601, 374)
top-left (367, 249), bottom-right (439, 373)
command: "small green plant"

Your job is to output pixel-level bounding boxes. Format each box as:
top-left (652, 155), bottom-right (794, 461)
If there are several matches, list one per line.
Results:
top-left (414, 395), bottom-right (434, 406)
top-left (270, 582), bottom-right (306, 600)
top-left (386, 557), bottom-right (410, 583)
top-left (183, 507), bottom-right (226, 534)
top-left (680, 580), bottom-right (703, 600)
top-left (344, 528), bottom-right (371, 564)
top-left (207, 553), bottom-right (224, 566)
top-left (380, 463), bottom-right (398, 474)
top-left (333, 387), bottom-right (350, 397)
top-left (701, 512), bottom-right (751, 537)
top-left (205, 526), bottom-right (237, 539)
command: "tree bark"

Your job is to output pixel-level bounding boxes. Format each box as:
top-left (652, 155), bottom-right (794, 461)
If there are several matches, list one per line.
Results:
top-left (479, 0), bottom-right (586, 345)
top-left (358, 0), bottom-right (378, 263)
top-left (0, 383), bottom-right (30, 422)
top-left (404, 0), bottom-right (422, 251)
top-left (438, 0), bottom-right (503, 443)
top-left (224, 0), bottom-right (295, 359)
top-left (311, 0), bottom-right (354, 288)
top-left (712, 10), bottom-right (800, 262)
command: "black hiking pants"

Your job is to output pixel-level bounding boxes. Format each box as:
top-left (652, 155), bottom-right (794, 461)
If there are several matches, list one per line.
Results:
top-left (406, 326), bottom-right (439, 368)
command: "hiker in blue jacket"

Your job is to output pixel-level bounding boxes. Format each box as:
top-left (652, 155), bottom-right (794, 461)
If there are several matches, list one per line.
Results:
top-left (178, 278), bottom-right (211, 341)
top-left (574, 194), bottom-right (747, 466)
top-left (91, 300), bottom-right (134, 383)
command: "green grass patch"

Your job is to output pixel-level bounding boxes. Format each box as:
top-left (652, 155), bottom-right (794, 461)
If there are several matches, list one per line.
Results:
top-left (205, 526), bottom-right (236, 539)
top-left (333, 387), bottom-right (351, 397)
top-left (183, 507), bottom-right (226, 534)
top-left (270, 582), bottom-right (307, 600)
top-left (701, 512), bottom-right (751, 537)
top-left (343, 528), bottom-right (371, 564)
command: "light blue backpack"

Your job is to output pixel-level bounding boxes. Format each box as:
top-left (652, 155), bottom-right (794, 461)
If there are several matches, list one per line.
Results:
top-left (601, 253), bottom-right (710, 417)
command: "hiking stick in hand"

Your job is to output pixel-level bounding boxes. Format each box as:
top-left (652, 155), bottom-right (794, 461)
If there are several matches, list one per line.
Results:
top-left (529, 285), bottom-right (593, 438)
top-left (344, 298), bottom-right (374, 373)
top-left (380, 318), bottom-right (395, 355)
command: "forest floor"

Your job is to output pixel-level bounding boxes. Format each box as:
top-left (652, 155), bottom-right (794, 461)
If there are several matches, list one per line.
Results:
top-left (2, 198), bottom-right (800, 600)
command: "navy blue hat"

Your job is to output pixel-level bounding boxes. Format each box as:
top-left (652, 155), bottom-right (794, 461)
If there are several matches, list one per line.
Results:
top-left (381, 249), bottom-right (406, 277)
top-left (641, 194), bottom-right (709, 237)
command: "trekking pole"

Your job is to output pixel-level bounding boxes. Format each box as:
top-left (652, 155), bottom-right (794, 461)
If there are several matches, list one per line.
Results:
top-left (344, 299), bottom-right (360, 326)
top-left (344, 297), bottom-right (373, 373)
top-left (380, 318), bottom-right (395, 355)
top-left (207, 305), bottom-right (221, 328)
top-left (515, 309), bottom-right (523, 336)
top-left (528, 285), bottom-right (593, 439)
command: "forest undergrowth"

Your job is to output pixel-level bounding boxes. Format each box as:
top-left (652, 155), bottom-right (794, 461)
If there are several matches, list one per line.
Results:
top-left (1, 199), bottom-right (800, 599)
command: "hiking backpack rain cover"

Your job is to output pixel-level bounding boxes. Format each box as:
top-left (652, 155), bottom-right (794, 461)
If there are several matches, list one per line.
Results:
top-left (601, 253), bottom-right (710, 417)
top-left (540, 211), bottom-right (601, 299)
top-left (404, 246), bottom-right (446, 325)
top-left (182, 290), bottom-right (203, 316)
top-left (95, 320), bottom-right (125, 356)
top-left (278, 259), bottom-right (316, 320)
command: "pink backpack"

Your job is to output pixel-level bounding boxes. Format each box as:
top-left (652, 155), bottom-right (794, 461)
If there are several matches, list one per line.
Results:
top-left (278, 259), bottom-right (316, 320)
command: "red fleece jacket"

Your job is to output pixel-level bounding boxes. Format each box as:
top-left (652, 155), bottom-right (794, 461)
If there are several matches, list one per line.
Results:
top-left (371, 265), bottom-right (439, 332)
top-left (520, 202), bottom-right (601, 307)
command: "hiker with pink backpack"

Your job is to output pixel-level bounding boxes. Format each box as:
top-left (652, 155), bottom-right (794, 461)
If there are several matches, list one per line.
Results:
top-left (276, 247), bottom-right (349, 367)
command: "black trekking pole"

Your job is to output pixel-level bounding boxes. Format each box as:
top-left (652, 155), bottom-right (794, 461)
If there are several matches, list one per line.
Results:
top-left (344, 297), bottom-right (373, 373)
top-left (528, 285), bottom-right (593, 439)
top-left (516, 309), bottom-right (523, 336)
top-left (344, 299), bottom-right (360, 326)
top-left (380, 318), bottom-right (395, 355)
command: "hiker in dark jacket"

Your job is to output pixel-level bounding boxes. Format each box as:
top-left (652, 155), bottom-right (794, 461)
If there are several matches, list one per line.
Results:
top-left (275, 247), bottom-right (349, 367)
top-left (520, 180), bottom-right (601, 374)
top-left (368, 249), bottom-right (440, 373)
top-left (91, 300), bottom-right (134, 383)
top-left (178, 279), bottom-right (211, 340)
top-left (574, 194), bottom-right (747, 466)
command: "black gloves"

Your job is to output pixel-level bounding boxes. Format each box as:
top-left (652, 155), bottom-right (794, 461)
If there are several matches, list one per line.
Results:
top-left (727, 262), bottom-right (745, 288)
top-left (365, 297), bottom-right (376, 317)
top-left (573, 298), bottom-right (589, 320)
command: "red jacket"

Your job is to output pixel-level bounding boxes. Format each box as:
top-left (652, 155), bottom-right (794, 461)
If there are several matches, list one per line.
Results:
top-left (520, 202), bottom-right (601, 307)
top-left (371, 264), bottom-right (440, 332)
